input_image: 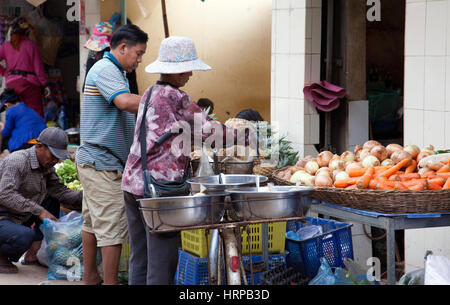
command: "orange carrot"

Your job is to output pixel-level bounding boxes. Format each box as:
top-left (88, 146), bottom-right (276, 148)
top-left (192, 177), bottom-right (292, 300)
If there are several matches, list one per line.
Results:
top-left (394, 182), bottom-right (408, 191)
top-left (421, 171), bottom-right (437, 178)
top-left (443, 177), bottom-right (450, 189)
top-left (378, 159), bottom-right (411, 179)
top-left (435, 172), bottom-right (450, 178)
top-left (388, 175), bottom-right (401, 181)
top-left (357, 167), bottom-right (375, 189)
top-left (345, 184), bottom-right (358, 190)
top-left (405, 160), bottom-right (417, 174)
top-left (407, 180), bottom-right (427, 191)
top-left (375, 180), bottom-right (394, 190)
top-left (437, 164), bottom-right (450, 173)
top-left (368, 179), bottom-right (378, 189)
top-left (399, 173), bottom-right (421, 181)
top-left (347, 167), bottom-right (368, 177)
top-left (427, 182), bottom-right (442, 190)
top-left (427, 177), bottom-right (446, 187)
top-left (334, 177), bottom-right (359, 188)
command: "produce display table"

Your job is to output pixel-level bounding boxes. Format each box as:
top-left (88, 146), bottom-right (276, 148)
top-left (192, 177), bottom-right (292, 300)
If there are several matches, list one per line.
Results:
top-left (310, 200), bottom-right (450, 285)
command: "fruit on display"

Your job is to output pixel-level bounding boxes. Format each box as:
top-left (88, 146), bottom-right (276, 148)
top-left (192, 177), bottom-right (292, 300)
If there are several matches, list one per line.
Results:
top-left (274, 140), bottom-right (450, 191)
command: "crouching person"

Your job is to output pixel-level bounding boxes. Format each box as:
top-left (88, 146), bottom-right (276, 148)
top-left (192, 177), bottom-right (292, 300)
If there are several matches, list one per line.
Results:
top-left (0, 127), bottom-right (82, 274)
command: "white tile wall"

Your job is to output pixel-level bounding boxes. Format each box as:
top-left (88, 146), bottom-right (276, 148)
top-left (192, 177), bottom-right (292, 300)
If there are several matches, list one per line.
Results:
top-left (404, 0), bottom-right (450, 273)
top-left (271, 0), bottom-right (321, 152)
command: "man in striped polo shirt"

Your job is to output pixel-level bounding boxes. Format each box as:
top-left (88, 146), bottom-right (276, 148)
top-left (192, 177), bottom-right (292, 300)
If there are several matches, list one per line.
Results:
top-left (76, 24), bottom-right (148, 285)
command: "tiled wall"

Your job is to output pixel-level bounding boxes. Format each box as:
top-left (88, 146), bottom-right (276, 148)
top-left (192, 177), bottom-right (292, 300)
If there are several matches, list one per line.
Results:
top-left (271, 0), bottom-right (373, 270)
top-left (271, 0), bottom-right (321, 158)
top-left (404, 0), bottom-right (450, 272)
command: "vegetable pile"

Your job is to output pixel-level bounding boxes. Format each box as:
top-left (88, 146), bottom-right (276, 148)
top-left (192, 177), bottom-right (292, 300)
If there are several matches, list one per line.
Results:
top-left (275, 140), bottom-right (450, 191)
top-left (55, 160), bottom-right (83, 191)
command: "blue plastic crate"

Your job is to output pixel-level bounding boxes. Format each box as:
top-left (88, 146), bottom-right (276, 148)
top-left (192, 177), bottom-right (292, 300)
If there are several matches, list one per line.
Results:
top-left (175, 249), bottom-right (286, 285)
top-left (285, 217), bottom-right (353, 279)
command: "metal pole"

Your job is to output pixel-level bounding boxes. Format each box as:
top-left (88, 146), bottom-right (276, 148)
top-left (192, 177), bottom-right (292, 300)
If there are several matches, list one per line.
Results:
top-left (386, 218), bottom-right (396, 285)
top-left (223, 227), bottom-right (241, 285)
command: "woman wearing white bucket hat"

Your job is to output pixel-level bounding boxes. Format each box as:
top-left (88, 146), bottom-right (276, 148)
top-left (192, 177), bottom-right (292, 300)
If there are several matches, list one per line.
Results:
top-left (121, 36), bottom-right (252, 285)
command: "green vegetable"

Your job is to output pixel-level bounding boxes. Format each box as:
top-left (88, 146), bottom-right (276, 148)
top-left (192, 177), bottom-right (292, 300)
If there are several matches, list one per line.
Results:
top-left (55, 160), bottom-right (82, 190)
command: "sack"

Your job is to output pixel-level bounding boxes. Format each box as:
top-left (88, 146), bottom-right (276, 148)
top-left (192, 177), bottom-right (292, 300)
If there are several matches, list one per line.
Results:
top-left (144, 168), bottom-right (191, 198)
top-left (425, 254), bottom-right (450, 285)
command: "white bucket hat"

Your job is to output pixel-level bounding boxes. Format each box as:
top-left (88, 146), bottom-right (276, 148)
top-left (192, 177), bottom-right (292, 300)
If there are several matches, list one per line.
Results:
top-left (145, 36), bottom-right (211, 74)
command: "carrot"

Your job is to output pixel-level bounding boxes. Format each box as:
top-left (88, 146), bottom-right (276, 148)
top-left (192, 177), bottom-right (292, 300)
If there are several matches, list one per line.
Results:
top-left (407, 180), bottom-right (427, 191)
top-left (399, 173), bottom-right (421, 181)
top-left (368, 179), bottom-right (378, 189)
top-left (435, 172), bottom-right (450, 178)
top-left (427, 182), bottom-right (443, 190)
top-left (388, 175), bottom-right (401, 181)
top-left (357, 167), bottom-right (375, 189)
top-left (443, 177), bottom-right (450, 189)
top-left (347, 167), bottom-right (368, 177)
top-left (374, 166), bottom-right (391, 175)
top-left (394, 182), bottom-right (408, 191)
top-left (427, 177), bottom-right (446, 187)
top-left (334, 177), bottom-right (359, 188)
top-left (420, 171), bottom-right (437, 178)
top-left (375, 180), bottom-right (394, 190)
top-left (403, 178), bottom-right (426, 186)
top-left (378, 159), bottom-right (411, 179)
top-left (405, 160), bottom-right (417, 174)
top-left (437, 164), bottom-right (450, 173)
top-left (345, 184), bottom-right (358, 190)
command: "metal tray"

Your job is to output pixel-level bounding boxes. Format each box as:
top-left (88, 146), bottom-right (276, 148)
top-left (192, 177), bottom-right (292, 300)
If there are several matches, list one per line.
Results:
top-left (188, 174), bottom-right (268, 194)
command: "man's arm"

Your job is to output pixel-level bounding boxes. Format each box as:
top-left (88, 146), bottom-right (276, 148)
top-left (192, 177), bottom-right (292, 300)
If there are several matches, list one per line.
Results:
top-left (112, 92), bottom-right (141, 114)
top-left (46, 171), bottom-right (82, 211)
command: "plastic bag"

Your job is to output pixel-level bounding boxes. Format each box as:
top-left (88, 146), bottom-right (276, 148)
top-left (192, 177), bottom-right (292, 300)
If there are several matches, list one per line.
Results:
top-left (399, 268), bottom-right (425, 285)
top-left (309, 258), bottom-right (339, 285)
top-left (425, 255), bottom-right (450, 285)
top-left (40, 211), bottom-right (99, 281)
top-left (195, 146), bottom-right (215, 177)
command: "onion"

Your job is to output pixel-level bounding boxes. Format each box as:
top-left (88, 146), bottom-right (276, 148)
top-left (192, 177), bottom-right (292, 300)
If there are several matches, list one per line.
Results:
top-left (341, 151), bottom-right (356, 163)
top-left (329, 159), bottom-right (345, 171)
top-left (290, 166), bottom-right (304, 174)
top-left (391, 150), bottom-right (412, 165)
top-left (354, 145), bottom-right (363, 156)
top-left (290, 170), bottom-right (311, 184)
top-left (422, 144), bottom-right (435, 152)
top-left (335, 171), bottom-right (350, 181)
top-left (381, 158), bottom-right (395, 167)
top-left (295, 155), bottom-right (314, 168)
top-left (370, 145), bottom-right (388, 161)
top-left (315, 174), bottom-right (333, 187)
top-left (305, 160), bottom-right (320, 175)
top-left (403, 145), bottom-right (420, 159)
top-left (317, 151), bottom-right (333, 167)
top-left (359, 148), bottom-right (371, 161)
top-left (345, 161), bottom-right (363, 173)
top-left (316, 167), bottom-right (332, 177)
top-left (417, 151), bottom-right (433, 164)
top-left (386, 144), bottom-right (403, 158)
top-left (363, 140), bottom-right (382, 151)
top-left (362, 155), bottom-right (380, 168)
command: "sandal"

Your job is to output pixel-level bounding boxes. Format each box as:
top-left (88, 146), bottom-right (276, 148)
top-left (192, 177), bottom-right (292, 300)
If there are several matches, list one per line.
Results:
top-left (0, 262), bottom-right (18, 274)
top-left (20, 259), bottom-right (46, 267)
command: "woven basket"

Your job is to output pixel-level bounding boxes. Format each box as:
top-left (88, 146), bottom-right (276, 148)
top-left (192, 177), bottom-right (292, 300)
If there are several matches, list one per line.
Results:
top-left (270, 167), bottom-right (295, 186)
top-left (310, 187), bottom-right (450, 214)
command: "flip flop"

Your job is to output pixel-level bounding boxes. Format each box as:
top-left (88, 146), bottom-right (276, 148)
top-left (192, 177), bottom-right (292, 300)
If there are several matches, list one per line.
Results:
top-left (20, 259), bottom-right (46, 267)
top-left (0, 262), bottom-right (19, 274)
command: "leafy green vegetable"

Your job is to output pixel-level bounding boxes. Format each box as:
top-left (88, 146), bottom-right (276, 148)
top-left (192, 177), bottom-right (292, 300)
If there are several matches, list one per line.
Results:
top-left (55, 160), bottom-right (82, 190)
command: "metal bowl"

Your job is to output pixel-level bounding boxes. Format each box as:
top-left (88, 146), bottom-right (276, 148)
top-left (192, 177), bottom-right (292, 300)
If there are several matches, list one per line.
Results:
top-left (187, 174), bottom-right (268, 194)
top-left (225, 185), bottom-right (314, 221)
top-left (138, 194), bottom-right (226, 231)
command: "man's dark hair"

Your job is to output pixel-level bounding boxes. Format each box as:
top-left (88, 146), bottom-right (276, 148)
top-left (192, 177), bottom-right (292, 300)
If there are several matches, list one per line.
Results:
top-left (197, 98), bottom-right (214, 112)
top-left (0, 88), bottom-right (20, 104)
top-left (236, 109), bottom-right (264, 122)
top-left (110, 24), bottom-right (148, 49)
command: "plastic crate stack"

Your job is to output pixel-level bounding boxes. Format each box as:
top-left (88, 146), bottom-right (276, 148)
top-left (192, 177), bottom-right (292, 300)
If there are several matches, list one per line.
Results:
top-left (285, 216), bottom-right (354, 279)
top-left (175, 249), bottom-right (286, 285)
top-left (176, 221), bottom-right (289, 285)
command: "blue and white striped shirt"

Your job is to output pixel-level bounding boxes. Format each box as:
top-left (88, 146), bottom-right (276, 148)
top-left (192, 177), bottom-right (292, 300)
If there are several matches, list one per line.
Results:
top-left (76, 52), bottom-right (135, 171)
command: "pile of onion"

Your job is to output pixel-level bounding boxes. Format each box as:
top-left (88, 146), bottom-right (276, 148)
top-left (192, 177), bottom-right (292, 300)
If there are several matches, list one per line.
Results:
top-left (317, 151), bottom-right (333, 167)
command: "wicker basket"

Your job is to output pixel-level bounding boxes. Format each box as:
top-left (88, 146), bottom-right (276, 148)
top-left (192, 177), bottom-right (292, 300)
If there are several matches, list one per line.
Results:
top-left (270, 167), bottom-right (295, 186)
top-left (310, 187), bottom-right (450, 214)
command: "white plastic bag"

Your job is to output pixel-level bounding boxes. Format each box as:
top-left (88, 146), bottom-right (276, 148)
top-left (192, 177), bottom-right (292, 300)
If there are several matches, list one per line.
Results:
top-left (424, 255), bottom-right (450, 285)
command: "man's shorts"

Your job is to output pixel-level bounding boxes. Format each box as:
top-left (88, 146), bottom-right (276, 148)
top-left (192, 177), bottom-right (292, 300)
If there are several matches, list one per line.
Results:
top-left (77, 164), bottom-right (128, 247)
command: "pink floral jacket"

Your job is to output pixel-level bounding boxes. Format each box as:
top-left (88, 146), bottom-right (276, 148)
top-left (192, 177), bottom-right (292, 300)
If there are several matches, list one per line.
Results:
top-left (121, 81), bottom-right (242, 197)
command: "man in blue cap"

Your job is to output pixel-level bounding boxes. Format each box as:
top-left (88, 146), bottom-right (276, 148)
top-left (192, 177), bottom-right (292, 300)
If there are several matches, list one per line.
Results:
top-left (0, 127), bottom-right (82, 274)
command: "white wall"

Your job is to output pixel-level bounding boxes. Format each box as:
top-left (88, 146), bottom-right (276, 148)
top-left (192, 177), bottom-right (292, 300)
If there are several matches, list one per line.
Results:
top-left (271, 0), bottom-right (321, 158)
top-left (404, 0), bottom-right (450, 272)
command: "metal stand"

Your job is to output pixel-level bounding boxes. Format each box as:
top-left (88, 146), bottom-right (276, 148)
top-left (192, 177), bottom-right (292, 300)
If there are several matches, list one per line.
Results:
top-left (311, 202), bottom-right (450, 285)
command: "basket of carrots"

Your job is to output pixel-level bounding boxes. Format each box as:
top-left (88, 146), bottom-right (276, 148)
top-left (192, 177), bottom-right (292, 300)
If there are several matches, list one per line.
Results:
top-left (310, 157), bottom-right (450, 214)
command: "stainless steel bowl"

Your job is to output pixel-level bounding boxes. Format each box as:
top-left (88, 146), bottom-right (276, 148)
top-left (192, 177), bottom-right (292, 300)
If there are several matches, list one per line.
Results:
top-left (187, 174), bottom-right (268, 194)
top-left (138, 194), bottom-right (226, 231)
top-left (225, 185), bottom-right (314, 221)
